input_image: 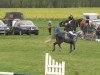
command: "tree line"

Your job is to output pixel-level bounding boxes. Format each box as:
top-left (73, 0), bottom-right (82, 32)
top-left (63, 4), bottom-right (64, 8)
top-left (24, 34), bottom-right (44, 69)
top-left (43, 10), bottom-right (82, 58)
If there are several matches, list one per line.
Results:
top-left (0, 0), bottom-right (100, 8)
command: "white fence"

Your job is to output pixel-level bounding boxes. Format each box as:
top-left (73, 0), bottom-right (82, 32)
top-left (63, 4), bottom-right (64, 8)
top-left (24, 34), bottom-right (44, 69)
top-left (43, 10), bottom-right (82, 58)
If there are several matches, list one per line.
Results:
top-left (45, 53), bottom-right (65, 75)
top-left (0, 72), bottom-right (14, 75)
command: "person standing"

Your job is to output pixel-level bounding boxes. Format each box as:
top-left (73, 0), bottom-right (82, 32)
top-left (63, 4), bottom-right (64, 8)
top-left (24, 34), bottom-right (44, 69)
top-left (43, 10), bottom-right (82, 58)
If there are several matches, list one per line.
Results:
top-left (48, 21), bottom-right (52, 35)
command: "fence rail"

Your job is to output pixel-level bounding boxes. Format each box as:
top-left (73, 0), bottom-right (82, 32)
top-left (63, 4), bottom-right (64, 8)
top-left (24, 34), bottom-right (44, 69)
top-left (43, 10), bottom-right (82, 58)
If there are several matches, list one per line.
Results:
top-left (0, 72), bottom-right (14, 75)
top-left (45, 53), bottom-right (65, 75)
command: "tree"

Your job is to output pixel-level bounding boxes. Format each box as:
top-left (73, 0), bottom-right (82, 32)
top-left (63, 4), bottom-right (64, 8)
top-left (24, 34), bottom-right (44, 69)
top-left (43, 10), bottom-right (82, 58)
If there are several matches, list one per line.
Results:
top-left (88, 0), bottom-right (92, 7)
top-left (27, 0), bottom-right (33, 8)
top-left (19, 0), bottom-right (24, 7)
top-left (9, 0), bottom-right (13, 7)
top-left (0, 0), bottom-right (100, 8)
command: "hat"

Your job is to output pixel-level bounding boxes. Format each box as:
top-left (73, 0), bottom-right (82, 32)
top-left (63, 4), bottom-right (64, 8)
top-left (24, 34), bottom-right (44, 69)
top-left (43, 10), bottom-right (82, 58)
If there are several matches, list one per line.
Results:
top-left (49, 21), bottom-right (51, 23)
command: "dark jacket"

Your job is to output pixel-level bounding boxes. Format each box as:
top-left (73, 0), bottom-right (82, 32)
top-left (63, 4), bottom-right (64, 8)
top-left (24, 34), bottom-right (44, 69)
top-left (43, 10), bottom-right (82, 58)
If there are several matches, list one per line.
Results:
top-left (96, 26), bottom-right (100, 35)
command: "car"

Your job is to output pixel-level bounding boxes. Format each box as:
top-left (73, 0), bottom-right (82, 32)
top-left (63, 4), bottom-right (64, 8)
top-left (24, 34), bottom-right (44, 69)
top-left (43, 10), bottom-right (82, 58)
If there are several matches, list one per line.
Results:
top-left (4, 12), bottom-right (24, 20)
top-left (12, 20), bottom-right (39, 35)
top-left (0, 20), bottom-right (10, 34)
top-left (2, 12), bottom-right (24, 29)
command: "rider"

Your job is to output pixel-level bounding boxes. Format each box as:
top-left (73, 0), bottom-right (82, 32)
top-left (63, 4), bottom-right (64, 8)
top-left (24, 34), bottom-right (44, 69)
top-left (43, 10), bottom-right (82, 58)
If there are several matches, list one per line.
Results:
top-left (64, 23), bottom-right (76, 41)
top-left (68, 14), bottom-right (74, 21)
top-left (64, 14), bottom-right (76, 40)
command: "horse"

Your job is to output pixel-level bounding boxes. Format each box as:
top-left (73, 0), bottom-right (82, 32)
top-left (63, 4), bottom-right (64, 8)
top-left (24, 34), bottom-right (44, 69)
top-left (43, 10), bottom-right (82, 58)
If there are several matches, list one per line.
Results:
top-left (52, 31), bottom-right (80, 53)
top-left (75, 18), bottom-right (83, 27)
top-left (59, 19), bottom-right (80, 32)
top-left (61, 18), bottom-right (83, 27)
top-left (59, 20), bottom-right (68, 27)
top-left (79, 20), bottom-right (90, 39)
top-left (79, 20), bottom-right (96, 40)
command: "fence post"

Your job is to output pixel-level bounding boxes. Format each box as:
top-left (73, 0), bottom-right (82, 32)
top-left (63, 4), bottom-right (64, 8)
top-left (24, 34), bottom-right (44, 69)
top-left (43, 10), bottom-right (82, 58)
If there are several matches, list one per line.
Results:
top-left (45, 53), bottom-right (65, 75)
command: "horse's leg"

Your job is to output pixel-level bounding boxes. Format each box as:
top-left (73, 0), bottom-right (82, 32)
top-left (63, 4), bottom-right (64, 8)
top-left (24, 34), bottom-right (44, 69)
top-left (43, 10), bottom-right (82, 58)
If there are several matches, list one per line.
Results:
top-left (57, 43), bottom-right (62, 52)
top-left (58, 40), bottom-right (64, 51)
top-left (58, 43), bottom-right (62, 48)
top-left (73, 43), bottom-right (75, 50)
top-left (70, 43), bottom-right (75, 53)
top-left (52, 42), bottom-right (58, 52)
top-left (53, 40), bottom-right (63, 52)
top-left (69, 43), bottom-right (73, 53)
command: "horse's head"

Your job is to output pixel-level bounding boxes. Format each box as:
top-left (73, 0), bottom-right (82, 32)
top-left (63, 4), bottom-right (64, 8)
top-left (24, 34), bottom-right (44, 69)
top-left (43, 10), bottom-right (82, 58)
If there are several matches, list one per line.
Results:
top-left (59, 21), bottom-right (64, 27)
top-left (59, 20), bottom-right (69, 27)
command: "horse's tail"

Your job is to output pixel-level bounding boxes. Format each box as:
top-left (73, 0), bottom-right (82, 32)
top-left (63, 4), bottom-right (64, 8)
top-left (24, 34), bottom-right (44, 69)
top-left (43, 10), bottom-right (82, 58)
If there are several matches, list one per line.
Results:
top-left (44, 33), bottom-right (57, 43)
top-left (51, 33), bottom-right (57, 39)
top-left (44, 38), bottom-right (52, 43)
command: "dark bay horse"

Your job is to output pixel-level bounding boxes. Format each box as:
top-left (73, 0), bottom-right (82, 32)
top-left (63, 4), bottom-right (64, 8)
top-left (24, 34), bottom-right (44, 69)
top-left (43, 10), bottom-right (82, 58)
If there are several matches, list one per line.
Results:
top-left (52, 31), bottom-right (80, 53)
top-left (63, 20), bottom-right (78, 32)
top-left (59, 18), bottom-right (83, 30)
top-left (59, 19), bottom-right (79, 32)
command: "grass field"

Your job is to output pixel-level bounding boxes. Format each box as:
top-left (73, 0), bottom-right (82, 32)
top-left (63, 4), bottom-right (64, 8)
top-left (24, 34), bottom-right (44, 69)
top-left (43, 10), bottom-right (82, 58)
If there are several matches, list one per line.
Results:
top-left (0, 8), bottom-right (100, 75)
top-left (0, 8), bottom-right (100, 19)
top-left (0, 19), bottom-right (100, 75)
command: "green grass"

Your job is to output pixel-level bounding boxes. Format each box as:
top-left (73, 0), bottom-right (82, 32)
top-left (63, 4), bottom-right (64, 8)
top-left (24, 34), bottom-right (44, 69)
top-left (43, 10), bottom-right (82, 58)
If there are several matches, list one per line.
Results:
top-left (0, 8), bottom-right (100, 19)
top-left (0, 8), bottom-right (100, 75)
top-left (0, 19), bottom-right (100, 75)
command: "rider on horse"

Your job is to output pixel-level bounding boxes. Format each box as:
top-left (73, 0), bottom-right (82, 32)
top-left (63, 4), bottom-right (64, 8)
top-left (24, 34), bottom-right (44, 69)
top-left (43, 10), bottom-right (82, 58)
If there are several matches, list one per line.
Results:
top-left (68, 14), bottom-right (74, 21)
top-left (64, 21), bottom-right (76, 42)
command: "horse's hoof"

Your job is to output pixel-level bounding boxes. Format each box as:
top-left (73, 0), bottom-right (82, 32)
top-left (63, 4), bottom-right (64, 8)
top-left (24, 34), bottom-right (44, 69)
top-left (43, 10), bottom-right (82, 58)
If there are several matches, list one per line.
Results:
top-left (69, 52), bottom-right (72, 53)
top-left (69, 52), bottom-right (71, 53)
top-left (59, 50), bottom-right (61, 52)
top-left (69, 50), bottom-right (72, 53)
top-left (52, 50), bottom-right (54, 52)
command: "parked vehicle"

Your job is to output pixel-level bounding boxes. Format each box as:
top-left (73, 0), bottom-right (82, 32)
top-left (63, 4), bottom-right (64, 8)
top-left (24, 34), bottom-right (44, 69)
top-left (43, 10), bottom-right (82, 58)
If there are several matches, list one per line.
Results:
top-left (2, 12), bottom-right (24, 29)
top-left (83, 13), bottom-right (100, 20)
top-left (12, 20), bottom-right (39, 35)
top-left (0, 20), bottom-right (10, 34)
top-left (4, 12), bottom-right (23, 19)
top-left (83, 13), bottom-right (100, 28)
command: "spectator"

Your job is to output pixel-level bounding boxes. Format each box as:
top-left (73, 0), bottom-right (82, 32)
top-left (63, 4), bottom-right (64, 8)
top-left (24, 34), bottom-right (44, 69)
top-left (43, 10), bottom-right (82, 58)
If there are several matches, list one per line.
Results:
top-left (96, 25), bottom-right (100, 39)
top-left (48, 21), bottom-right (52, 35)
top-left (87, 22), bottom-right (96, 33)
top-left (83, 23), bottom-right (88, 35)
top-left (85, 16), bottom-right (89, 25)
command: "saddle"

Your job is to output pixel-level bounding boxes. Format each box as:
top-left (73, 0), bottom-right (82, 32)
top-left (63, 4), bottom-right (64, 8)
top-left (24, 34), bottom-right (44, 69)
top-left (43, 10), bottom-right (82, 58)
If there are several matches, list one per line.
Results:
top-left (65, 31), bottom-right (76, 42)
